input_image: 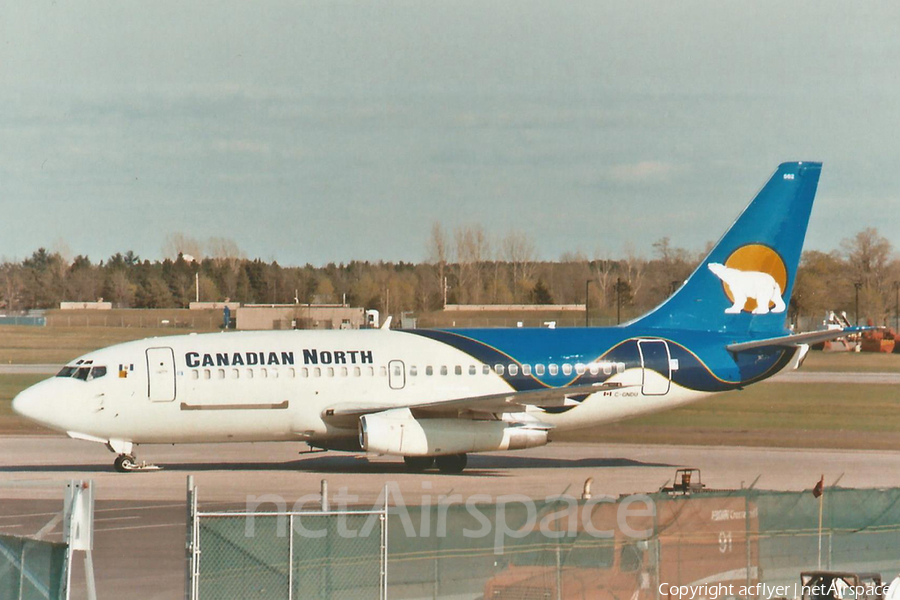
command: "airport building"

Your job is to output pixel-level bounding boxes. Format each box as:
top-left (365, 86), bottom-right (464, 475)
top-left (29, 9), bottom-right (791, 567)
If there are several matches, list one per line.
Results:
top-left (235, 303), bottom-right (369, 330)
top-left (59, 300), bottom-right (113, 310)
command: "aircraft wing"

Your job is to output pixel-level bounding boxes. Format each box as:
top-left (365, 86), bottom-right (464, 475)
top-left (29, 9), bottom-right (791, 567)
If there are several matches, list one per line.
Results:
top-left (321, 381), bottom-right (629, 427)
top-left (726, 326), bottom-right (871, 353)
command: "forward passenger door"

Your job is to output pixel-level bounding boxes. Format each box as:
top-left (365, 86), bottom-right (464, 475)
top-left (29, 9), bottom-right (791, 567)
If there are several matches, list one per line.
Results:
top-left (146, 347), bottom-right (176, 401)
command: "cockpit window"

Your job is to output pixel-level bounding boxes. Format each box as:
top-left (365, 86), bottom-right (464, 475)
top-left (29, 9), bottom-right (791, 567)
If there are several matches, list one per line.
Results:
top-left (56, 366), bottom-right (77, 378)
top-left (57, 365), bottom-right (107, 381)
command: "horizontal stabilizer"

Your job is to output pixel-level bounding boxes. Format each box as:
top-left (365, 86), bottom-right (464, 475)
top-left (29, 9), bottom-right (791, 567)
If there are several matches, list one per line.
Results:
top-left (726, 326), bottom-right (871, 353)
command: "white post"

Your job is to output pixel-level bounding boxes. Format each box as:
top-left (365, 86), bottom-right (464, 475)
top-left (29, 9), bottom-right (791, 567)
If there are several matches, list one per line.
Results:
top-left (18, 545), bottom-right (26, 600)
top-left (195, 273), bottom-right (200, 303)
top-left (83, 551), bottom-right (97, 600)
top-left (288, 515), bottom-right (294, 600)
top-left (817, 486), bottom-right (824, 569)
top-left (382, 483), bottom-right (389, 600)
top-left (186, 478), bottom-right (200, 600)
top-left (64, 544), bottom-right (73, 600)
top-left (185, 476), bottom-right (194, 600)
top-left (555, 544), bottom-right (563, 600)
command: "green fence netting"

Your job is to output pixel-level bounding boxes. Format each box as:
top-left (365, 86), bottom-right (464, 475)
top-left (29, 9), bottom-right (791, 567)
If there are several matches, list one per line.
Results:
top-left (193, 487), bottom-right (900, 599)
top-left (385, 487), bottom-right (900, 598)
top-left (196, 512), bottom-right (385, 599)
top-left (0, 534), bottom-right (67, 600)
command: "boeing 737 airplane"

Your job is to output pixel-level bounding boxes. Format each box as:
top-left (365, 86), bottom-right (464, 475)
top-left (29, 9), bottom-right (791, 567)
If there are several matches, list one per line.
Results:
top-left (13, 162), bottom-right (860, 472)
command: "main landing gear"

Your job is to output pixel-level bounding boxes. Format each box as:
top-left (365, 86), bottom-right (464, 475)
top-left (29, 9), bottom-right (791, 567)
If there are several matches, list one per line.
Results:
top-left (403, 456), bottom-right (435, 471)
top-left (403, 454), bottom-right (467, 474)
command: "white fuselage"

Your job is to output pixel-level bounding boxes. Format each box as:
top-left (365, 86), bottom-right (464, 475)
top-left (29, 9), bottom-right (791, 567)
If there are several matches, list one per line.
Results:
top-left (13, 328), bottom-right (715, 451)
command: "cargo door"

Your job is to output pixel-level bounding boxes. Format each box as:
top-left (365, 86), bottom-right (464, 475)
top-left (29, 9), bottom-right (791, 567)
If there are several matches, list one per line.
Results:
top-left (637, 340), bottom-right (671, 396)
top-left (146, 347), bottom-right (176, 402)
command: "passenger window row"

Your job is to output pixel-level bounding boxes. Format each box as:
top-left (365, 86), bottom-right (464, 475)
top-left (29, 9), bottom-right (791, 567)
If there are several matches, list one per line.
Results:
top-left (188, 366), bottom-right (386, 381)
top-left (185, 361), bottom-right (624, 381)
top-left (407, 362), bottom-right (624, 378)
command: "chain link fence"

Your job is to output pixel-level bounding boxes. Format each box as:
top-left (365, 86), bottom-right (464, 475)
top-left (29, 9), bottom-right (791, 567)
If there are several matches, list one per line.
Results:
top-left (190, 509), bottom-right (388, 600)
top-left (0, 534), bottom-right (68, 600)
top-left (45, 310), bottom-right (220, 330)
top-left (188, 486), bottom-right (900, 600)
top-left (0, 480), bottom-right (95, 600)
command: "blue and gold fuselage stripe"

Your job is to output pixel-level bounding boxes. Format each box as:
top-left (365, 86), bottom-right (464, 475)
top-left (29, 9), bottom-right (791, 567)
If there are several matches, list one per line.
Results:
top-left (404, 328), bottom-right (794, 394)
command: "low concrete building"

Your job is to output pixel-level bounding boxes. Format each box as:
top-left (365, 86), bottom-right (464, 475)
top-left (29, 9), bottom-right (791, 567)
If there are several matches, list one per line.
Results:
top-left (443, 304), bottom-right (585, 312)
top-left (236, 304), bottom-right (366, 330)
top-left (189, 302), bottom-right (241, 311)
top-left (60, 301), bottom-right (113, 310)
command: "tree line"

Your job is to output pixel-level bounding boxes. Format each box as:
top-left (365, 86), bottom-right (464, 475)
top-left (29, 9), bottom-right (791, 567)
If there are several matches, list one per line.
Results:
top-left (1, 227), bottom-right (898, 326)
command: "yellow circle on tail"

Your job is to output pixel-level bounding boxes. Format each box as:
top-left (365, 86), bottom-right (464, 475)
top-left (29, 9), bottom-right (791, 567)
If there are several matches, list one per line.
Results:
top-left (721, 245), bottom-right (787, 313)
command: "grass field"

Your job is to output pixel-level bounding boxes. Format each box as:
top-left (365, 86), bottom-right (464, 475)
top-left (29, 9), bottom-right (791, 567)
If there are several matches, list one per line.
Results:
top-left (0, 325), bottom-right (210, 364)
top-left (800, 350), bottom-right (900, 373)
top-left (0, 374), bottom-right (52, 434)
top-left (0, 324), bottom-right (897, 447)
top-left (560, 381), bottom-right (900, 449)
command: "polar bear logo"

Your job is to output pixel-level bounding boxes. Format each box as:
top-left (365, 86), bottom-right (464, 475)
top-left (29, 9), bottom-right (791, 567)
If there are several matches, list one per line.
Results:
top-left (708, 263), bottom-right (786, 314)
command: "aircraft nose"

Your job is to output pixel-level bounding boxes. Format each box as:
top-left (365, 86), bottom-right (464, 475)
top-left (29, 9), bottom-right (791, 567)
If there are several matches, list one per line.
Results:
top-left (12, 381), bottom-right (58, 428)
top-left (12, 386), bottom-right (39, 419)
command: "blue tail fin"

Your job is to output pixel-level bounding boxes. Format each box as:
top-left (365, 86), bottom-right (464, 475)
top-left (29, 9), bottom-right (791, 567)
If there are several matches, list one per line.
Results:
top-left (635, 161), bottom-right (822, 335)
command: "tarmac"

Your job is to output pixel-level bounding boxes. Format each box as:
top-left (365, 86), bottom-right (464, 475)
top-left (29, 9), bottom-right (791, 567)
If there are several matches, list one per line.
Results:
top-left (771, 370), bottom-right (900, 384)
top-left (2, 437), bottom-right (899, 597)
top-left (0, 364), bottom-right (62, 374)
top-left (3, 436), bottom-right (900, 502)
top-left (2, 437), bottom-right (899, 599)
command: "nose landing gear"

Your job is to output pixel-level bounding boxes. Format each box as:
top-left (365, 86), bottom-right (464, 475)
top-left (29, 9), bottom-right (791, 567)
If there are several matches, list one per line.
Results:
top-left (105, 439), bottom-right (161, 472)
top-left (113, 454), bottom-right (161, 472)
top-left (114, 454), bottom-right (137, 472)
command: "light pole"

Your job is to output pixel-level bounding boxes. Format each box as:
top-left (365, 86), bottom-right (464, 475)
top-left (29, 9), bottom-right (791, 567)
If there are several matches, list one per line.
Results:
top-left (616, 277), bottom-right (622, 325)
top-left (893, 281), bottom-right (899, 332)
top-left (585, 279), bottom-right (591, 328)
top-left (853, 282), bottom-right (863, 326)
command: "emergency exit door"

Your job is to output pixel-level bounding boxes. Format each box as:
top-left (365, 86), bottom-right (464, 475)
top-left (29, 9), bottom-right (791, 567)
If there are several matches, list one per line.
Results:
top-left (637, 340), bottom-right (671, 396)
top-left (146, 347), bottom-right (176, 402)
top-left (388, 360), bottom-right (406, 390)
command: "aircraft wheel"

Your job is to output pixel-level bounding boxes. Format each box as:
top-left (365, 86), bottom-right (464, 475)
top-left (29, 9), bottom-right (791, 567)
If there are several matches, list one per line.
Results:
top-left (114, 454), bottom-right (137, 473)
top-left (403, 456), bottom-right (435, 472)
top-left (435, 453), bottom-right (467, 474)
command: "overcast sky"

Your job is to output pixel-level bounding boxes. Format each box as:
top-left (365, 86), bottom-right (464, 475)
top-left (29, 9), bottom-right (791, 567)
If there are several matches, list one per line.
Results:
top-left (2, 1), bottom-right (898, 265)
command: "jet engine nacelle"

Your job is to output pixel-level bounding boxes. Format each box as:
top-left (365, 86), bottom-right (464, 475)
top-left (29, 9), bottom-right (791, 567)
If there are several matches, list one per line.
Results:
top-left (359, 408), bottom-right (548, 456)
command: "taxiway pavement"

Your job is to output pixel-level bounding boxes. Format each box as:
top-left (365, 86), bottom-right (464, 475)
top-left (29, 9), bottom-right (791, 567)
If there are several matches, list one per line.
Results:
top-left (2, 437), bottom-right (898, 599)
